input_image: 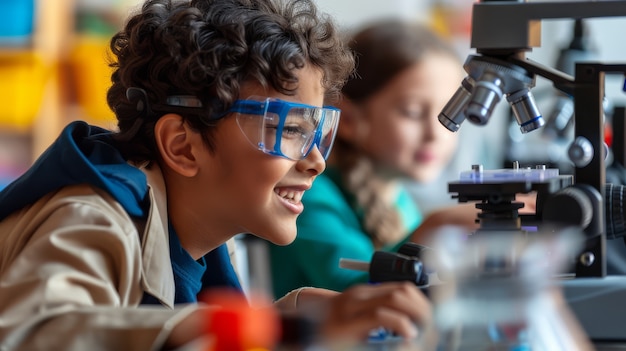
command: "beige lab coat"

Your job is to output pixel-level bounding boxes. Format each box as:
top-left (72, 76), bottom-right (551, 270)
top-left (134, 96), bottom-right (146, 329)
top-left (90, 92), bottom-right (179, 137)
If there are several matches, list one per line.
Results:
top-left (0, 165), bottom-right (204, 351)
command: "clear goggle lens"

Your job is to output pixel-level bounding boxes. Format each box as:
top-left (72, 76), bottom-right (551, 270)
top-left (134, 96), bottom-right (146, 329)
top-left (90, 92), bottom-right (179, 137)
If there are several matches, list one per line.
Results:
top-left (231, 97), bottom-right (340, 160)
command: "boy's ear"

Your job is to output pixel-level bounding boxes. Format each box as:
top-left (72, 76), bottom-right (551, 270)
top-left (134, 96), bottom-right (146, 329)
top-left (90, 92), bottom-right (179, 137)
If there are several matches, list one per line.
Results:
top-left (335, 96), bottom-right (364, 143)
top-left (154, 113), bottom-right (200, 177)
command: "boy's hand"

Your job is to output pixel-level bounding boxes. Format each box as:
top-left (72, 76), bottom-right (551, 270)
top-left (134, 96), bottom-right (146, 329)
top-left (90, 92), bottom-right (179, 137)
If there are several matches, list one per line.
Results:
top-left (316, 282), bottom-right (431, 343)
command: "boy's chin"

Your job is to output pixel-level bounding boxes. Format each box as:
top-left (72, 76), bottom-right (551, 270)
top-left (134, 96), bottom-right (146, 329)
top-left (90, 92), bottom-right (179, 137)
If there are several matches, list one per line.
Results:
top-left (270, 237), bottom-right (297, 247)
top-left (266, 231), bottom-right (297, 246)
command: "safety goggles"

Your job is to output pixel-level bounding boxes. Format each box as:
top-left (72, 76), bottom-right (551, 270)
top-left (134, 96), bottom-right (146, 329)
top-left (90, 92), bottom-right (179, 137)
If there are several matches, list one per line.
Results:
top-left (228, 97), bottom-right (341, 160)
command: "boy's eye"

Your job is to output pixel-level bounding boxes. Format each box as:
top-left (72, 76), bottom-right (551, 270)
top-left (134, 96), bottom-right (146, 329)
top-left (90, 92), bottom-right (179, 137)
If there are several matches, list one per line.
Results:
top-left (281, 125), bottom-right (309, 139)
top-left (263, 123), bottom-right (309, 140)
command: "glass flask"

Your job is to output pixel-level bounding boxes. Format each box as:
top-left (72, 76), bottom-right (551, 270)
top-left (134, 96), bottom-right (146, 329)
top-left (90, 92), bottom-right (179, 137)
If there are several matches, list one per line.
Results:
top-left (425, 225), bottom-right (594, 351)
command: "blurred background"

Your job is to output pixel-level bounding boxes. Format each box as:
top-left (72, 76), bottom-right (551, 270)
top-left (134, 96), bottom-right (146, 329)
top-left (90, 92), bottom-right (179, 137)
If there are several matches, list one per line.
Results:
top-left (1, 0), bottom-right (626, 215)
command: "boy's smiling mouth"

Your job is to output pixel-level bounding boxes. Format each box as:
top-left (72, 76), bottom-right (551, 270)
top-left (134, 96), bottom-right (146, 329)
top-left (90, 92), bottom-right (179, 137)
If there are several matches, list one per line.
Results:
top-left (274, 188), bottom-right (304, 204)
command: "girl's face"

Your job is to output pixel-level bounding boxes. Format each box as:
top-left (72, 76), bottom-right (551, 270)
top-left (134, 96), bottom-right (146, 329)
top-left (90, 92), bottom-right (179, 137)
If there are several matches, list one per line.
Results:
top-left (193, 65), bottom-right (327, 246)
top-left (354, 53), bottom-right (463, 183)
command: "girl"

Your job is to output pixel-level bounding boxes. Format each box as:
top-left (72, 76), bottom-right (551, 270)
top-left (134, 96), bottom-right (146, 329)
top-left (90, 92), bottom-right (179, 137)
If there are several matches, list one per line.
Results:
top-left (270, 20), bottom-right (480, 297)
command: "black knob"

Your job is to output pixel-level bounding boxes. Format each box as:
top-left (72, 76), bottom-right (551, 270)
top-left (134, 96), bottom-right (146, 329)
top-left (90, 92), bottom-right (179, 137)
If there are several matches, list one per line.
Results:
top-left (606, 183), bottom-right (626, 239)
top-left (543, 186), bottom-right (593, 228)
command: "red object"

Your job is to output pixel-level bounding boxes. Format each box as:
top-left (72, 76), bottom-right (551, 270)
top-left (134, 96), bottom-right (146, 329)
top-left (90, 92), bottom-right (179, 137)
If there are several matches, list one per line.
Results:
top-left (605, 122), bottom-right (613, 148)
top-left (200, 289), bottom-right (280, 351)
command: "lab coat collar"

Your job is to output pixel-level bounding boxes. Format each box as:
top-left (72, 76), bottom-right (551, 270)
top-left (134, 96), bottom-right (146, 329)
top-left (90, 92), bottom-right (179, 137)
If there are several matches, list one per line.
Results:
top-left (140, 164), bottom-right (175, 308)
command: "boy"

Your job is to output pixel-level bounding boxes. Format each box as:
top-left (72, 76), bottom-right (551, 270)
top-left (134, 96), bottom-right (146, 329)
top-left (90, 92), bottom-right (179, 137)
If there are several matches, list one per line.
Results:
top-left (0, 0), bottom-right (430, 350)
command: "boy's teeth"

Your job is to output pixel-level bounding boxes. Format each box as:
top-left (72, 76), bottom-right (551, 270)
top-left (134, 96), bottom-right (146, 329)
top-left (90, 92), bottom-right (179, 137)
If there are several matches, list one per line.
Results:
top-left (275, 189), bottom-right (303, 203)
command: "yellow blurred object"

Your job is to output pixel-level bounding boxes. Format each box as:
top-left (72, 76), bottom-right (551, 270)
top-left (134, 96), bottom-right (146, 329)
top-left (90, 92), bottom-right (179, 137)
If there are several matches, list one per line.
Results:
top-left (69, 35), bottom-right (115, 124)
top-left (0, 51), bottom-right (49, 131)
top-left (428, 2), bottom-right (472, 40)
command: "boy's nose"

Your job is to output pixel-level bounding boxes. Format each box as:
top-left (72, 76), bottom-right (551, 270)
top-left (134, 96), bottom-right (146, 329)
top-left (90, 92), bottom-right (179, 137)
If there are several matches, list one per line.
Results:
top-left (298, 145), bottom-right (326, 175)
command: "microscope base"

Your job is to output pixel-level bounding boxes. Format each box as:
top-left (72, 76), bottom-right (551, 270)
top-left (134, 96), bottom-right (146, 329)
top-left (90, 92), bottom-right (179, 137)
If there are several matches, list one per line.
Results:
top-left (561, 276), bottom-right (626, 341)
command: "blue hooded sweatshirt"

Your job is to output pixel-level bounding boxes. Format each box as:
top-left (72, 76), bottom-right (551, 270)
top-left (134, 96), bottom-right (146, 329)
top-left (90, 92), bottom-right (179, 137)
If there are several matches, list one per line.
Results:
top-left (0, 121), bottom-right (241, 303)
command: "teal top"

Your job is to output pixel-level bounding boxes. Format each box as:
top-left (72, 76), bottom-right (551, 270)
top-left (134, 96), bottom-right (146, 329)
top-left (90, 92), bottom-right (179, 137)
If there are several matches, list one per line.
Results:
top-left (269, 167), bottom-right (423, 298)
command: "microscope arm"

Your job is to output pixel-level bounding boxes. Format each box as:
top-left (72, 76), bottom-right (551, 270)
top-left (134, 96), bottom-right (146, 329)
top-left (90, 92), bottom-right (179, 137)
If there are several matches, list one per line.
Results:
top-left (509, 57), bottom-right (576, 96)
top-left (472, 0), bottom-right (626, 53)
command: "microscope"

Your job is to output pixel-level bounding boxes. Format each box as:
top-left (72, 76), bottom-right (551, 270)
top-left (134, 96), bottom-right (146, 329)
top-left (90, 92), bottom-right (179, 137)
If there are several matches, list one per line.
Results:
top-left (436, 0), bottom-right (626, 343)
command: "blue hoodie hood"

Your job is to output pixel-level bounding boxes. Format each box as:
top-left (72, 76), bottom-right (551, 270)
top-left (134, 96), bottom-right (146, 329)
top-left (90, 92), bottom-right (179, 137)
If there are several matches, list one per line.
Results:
top-left (0, 121), bottom-right (148, 220)
top-left (0, 121), bottom-right (242, 297)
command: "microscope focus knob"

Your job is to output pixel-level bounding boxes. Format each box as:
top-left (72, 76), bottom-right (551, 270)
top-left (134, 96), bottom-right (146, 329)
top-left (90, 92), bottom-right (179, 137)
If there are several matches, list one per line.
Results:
top-left (605, 183), bottom-right (626, 239)
top-left (543, 186), bottom-right (593, 229)
top-left (568, 136), bottom-right (594, 168)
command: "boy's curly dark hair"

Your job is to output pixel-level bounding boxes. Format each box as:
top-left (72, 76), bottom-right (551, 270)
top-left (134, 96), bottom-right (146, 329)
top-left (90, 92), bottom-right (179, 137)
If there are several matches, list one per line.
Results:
top-left (107, 0), bottom-right (354, 162)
